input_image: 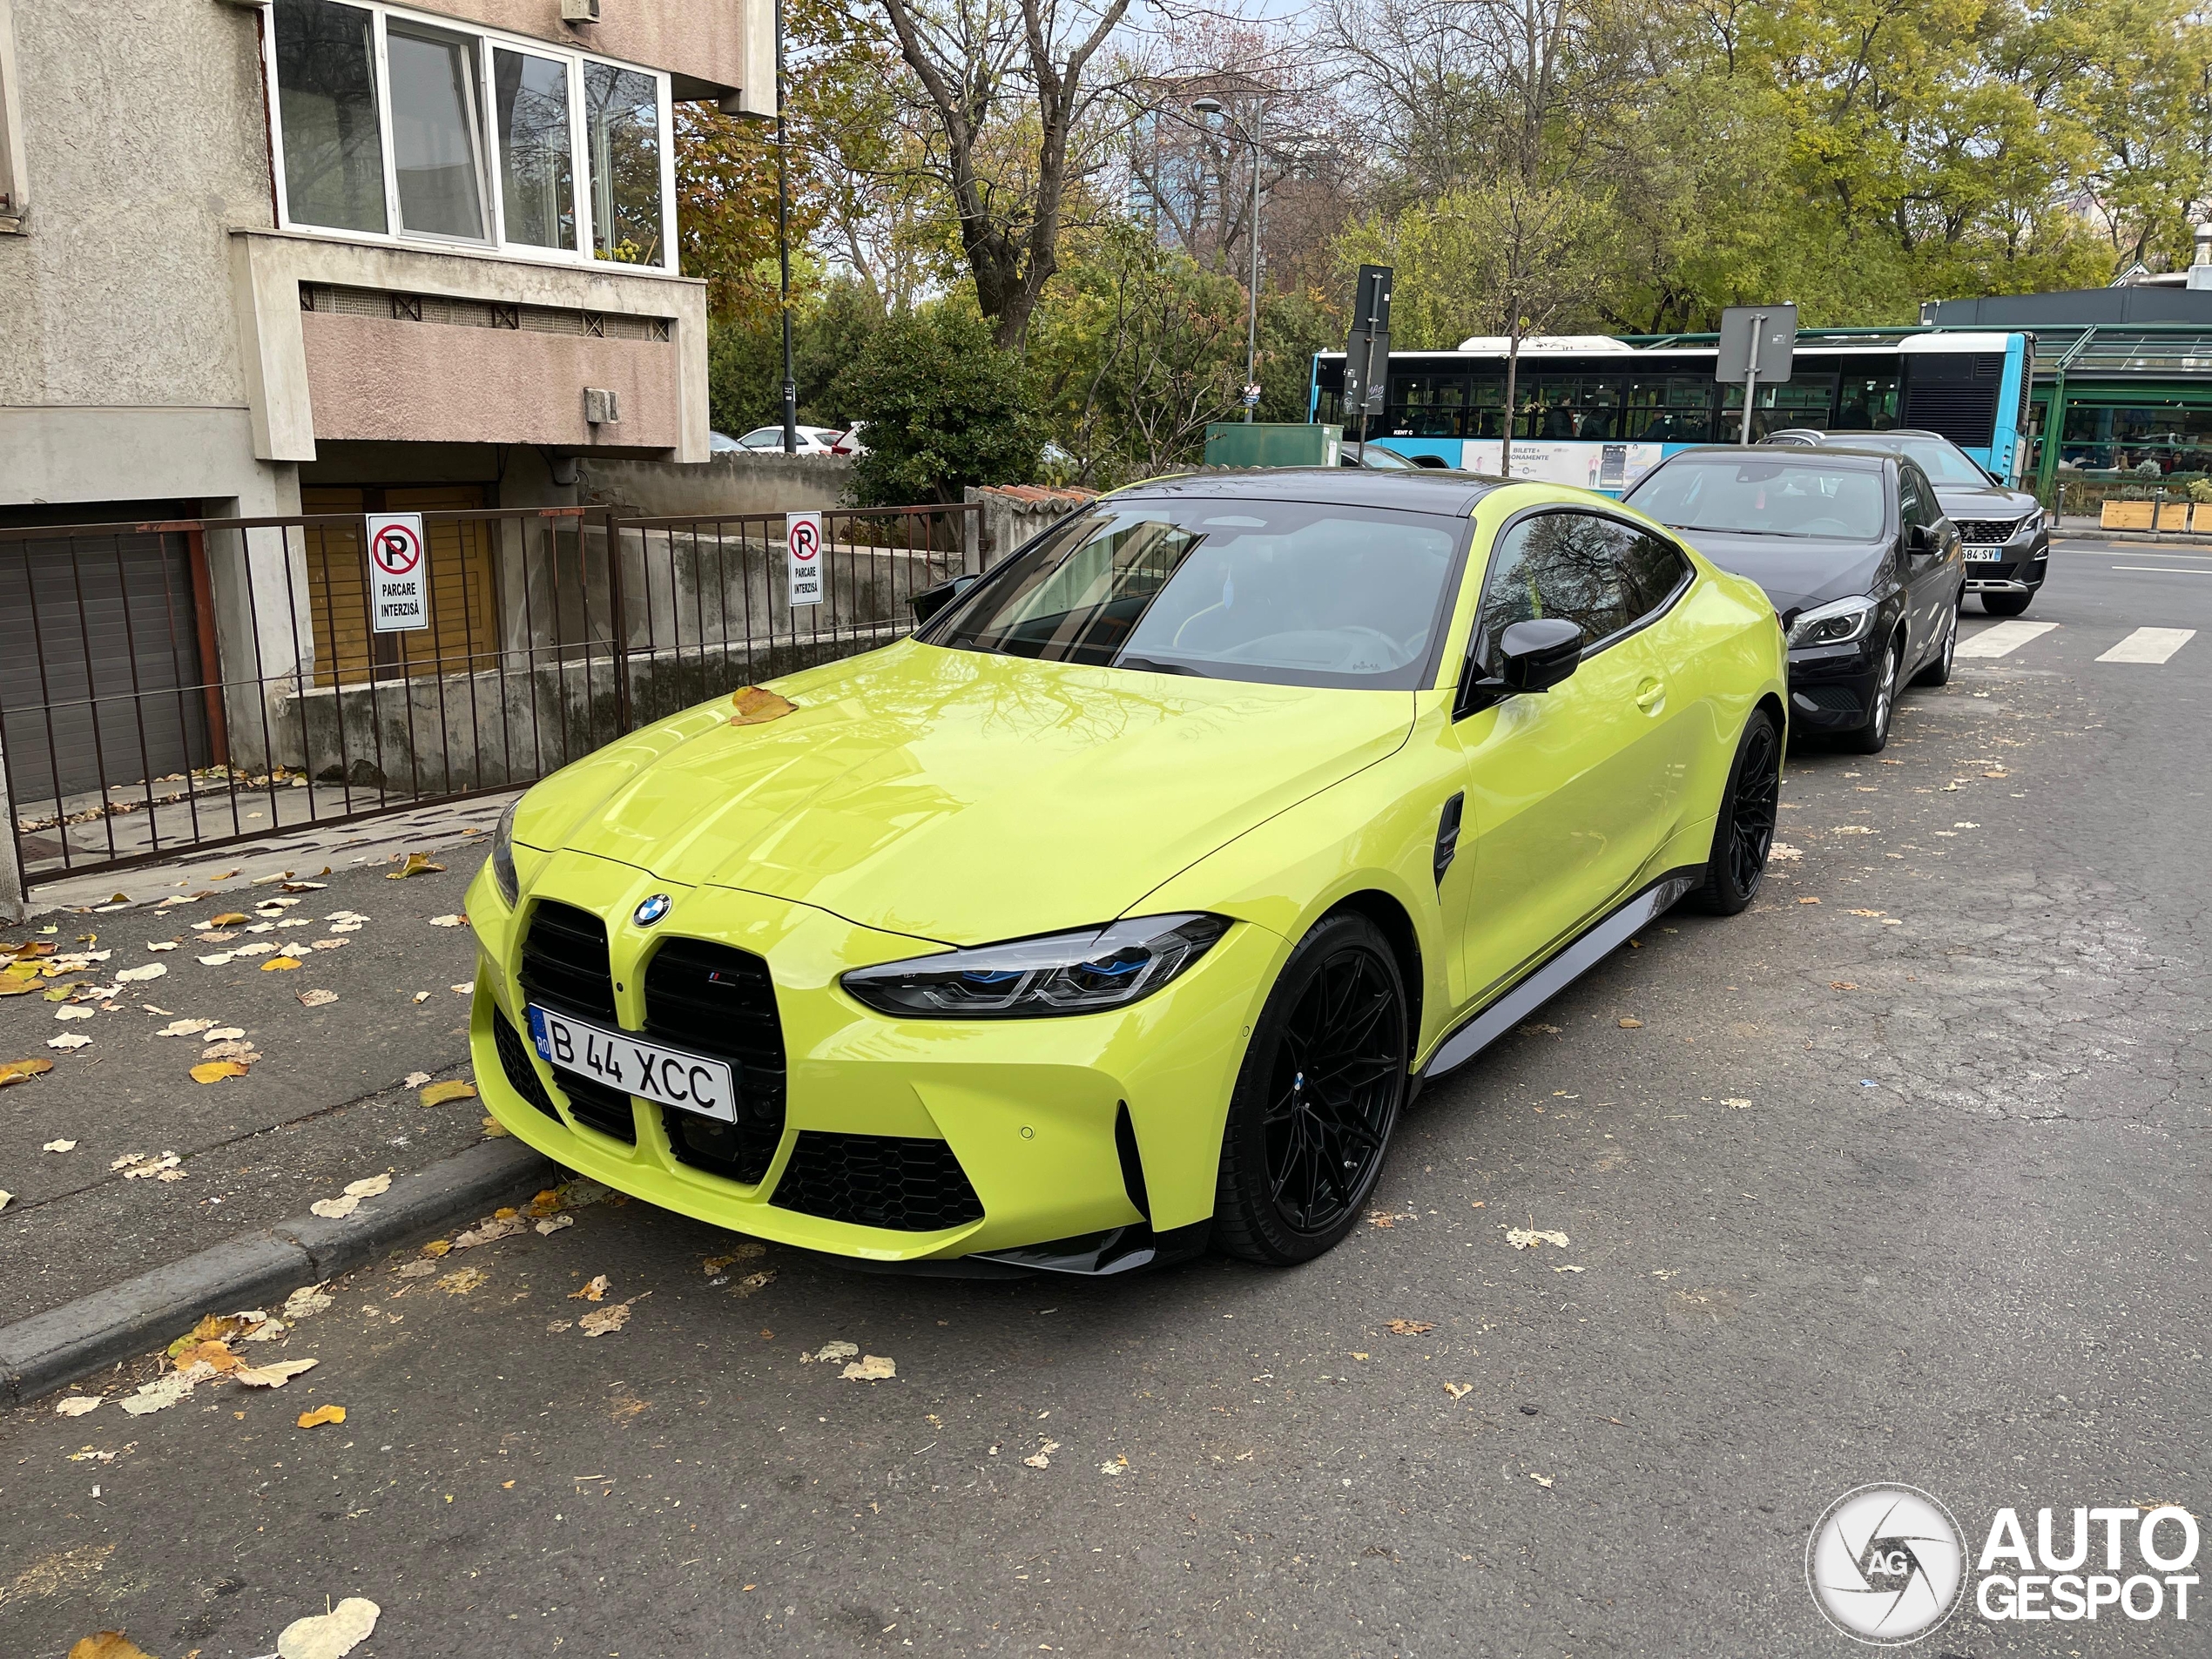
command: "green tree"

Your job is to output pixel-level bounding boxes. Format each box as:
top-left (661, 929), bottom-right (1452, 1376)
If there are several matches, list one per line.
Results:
top-left (828, 305), bottom-right (1045, 503)
top-left (707, 278), bottom-right (889, 436)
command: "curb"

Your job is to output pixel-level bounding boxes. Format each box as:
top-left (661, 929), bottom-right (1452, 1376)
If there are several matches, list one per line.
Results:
top-left (0, 1137), bottom-right (554, 1406)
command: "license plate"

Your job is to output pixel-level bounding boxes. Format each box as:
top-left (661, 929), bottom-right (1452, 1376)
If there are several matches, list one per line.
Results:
top-left (1965, 546), bottom-right (2004, 562)
top-left (526, 1004), bottom-right (738, 1122)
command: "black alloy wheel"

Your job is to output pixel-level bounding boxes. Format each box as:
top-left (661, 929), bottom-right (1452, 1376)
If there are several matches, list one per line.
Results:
top-left (1215, 912), bottom-right (1409, 1265)
top-left (1914, 599), bottom-right (1959, 687)
top-left (1846, 639), bottom-right (1901, 754)
top-left (1690, 708), bottom-right (1782, 915)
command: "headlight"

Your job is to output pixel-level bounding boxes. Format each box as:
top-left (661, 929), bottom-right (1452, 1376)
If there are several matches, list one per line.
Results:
top-left (1788, 595), bottom-right (1878, 649)
top-left (490, 798), bottom-right (520, 907)
top-left (840, 914), bottom-right (1230, 1018)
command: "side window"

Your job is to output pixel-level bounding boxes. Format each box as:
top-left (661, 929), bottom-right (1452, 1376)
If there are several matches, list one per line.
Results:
top-left (1898, 469), bottom-right (1929, 531)
top-left (1905, 465), bottom-right (1942, 529)
top-left (1473, 511), bottom-right (1638, 674)
top-left (1622, 531), bottom-right (1690, 624)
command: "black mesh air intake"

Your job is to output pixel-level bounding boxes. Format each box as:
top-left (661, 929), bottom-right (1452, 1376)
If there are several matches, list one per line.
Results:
top-left (1954, 517), bottom-right (2028, 544)
top-left (771, 1132), bottom-right (985, 1231)
top-left (493, 1012), bottom-right (562, 1121)
top-left (1797, 684), bottom-right (1863, 714)
top-left (516, 900), bottom-right (633, 1142)
top-left (644, 937), bottom-right (786, 1184)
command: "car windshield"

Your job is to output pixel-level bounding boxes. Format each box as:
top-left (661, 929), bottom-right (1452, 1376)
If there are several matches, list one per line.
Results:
top-left (1832, 434), bottom-right (1991, 485)
top-left (1627, 457), bottom-right (1886, 540)
top-left (924, 500), bottom-right (1467, 689)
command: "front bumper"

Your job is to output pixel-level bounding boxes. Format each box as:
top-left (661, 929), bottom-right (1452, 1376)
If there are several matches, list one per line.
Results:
top-left (1784, 640), bottom-right (1883, 731)
top-left (464, 850), bottom-right (1279, 1264)
top-left (1962, 526), bottom-right (2048, 594)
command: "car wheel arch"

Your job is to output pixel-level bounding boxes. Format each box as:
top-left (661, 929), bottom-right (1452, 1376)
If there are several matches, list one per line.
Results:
top-left (1322, 889), bottom-right (1424, 1055)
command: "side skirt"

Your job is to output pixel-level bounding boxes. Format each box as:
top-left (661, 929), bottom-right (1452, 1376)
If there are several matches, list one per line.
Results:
top-left (1421, 867), bottom-right (1705, 1081)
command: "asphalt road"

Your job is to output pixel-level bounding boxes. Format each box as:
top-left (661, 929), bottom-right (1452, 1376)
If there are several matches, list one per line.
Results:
top-left (2, 541), bottom-right (2206, 1658)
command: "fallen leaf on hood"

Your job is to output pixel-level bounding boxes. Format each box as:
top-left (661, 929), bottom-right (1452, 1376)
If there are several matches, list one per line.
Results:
top-left (48, 1033), bottom-right (92, 1050)
top-left (0, 1056), bottom-right (54, 1086)
top-left (275, 1596), bottom-right (380, 1659)
top-left (282, 1285), bottom-right (334, 1319)
top-left (403, 1070), bottom-right (432, 1087)
top-left (307, 1193), bottom-right (361, 1219)
top-left (729, 685), bottom-right (798, 725)
top-left (113, 964), bottom-right (166, 983)
top-left (1443, 1382), bottom-right (1474, 1400)
top-left (569, 1274), bottom-right (611, 1302)
top-left (1385, 1319), bottom-right (1435, 1336)
top-left (437, 1267), bottom-right (487, 1295)
top-left (1022, 1439), bottom-right (1060, 1469)
top-left (387, 853), bottom-right (445, 879)
top-left (260, 956), bottom-right (303, 972)
top-left (44, 1138), bottom-right (77, 1152)
top-left (419, 1079), bottom-right (477, 1106)
top-left (841, 1354), bottom-right (895, 1381)
top-left (154, 1018), bottom-right (215, 1037)
top-left (233, 1359), bottom-right (319, 1389)
top-left (429, 913), bottom-right (467, 927)
top-left (54, 1394), bottom-right (102, 1416)
top-left (578, 1299), bottom-right (635, 1337)
top-left (295, 1404), bottom-right (347, 1428)
top-left (1506, 1228), bottom-right (1570, 1250)
top-left (298, 988), bottom-right (337, 1008)
top-left (65, 1633), bottom-right (160, 1659)
top-left (191, 1060), bottom-right (250, 1084)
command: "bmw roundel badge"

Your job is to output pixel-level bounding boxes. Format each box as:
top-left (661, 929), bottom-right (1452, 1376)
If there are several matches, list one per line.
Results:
top-left (632, 893), bottom-right (672, 927)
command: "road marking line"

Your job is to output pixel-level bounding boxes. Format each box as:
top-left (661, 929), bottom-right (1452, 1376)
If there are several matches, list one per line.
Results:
top-left (2109, 565), bottom-right (2212, 576)
top-left (2096, 627), bottom-right (2197, 664)
top-left (1956, 620), bottom-right (2057, 658)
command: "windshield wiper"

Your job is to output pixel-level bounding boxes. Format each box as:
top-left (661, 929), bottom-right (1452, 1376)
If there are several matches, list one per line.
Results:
top-left (1670, 523), bottom-right (1787, 536)
top-left (1115, 655), bottom-right (1197, 676)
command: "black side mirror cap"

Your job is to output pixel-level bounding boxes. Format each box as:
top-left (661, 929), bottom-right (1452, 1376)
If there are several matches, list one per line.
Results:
top-left (1457, 617), bottom-right (1585, 714)
top-left (911, 573), bottom-right (979, 625)
top-left (1906, 523), bottom-right (1934, 555)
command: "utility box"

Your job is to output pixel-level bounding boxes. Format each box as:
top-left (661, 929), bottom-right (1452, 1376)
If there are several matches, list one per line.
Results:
top-left (1204, 423), bottom-right (1342, 469)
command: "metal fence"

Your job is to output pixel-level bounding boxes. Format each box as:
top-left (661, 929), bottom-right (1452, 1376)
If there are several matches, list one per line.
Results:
top-left (0, 502), bottom-right (978, 894)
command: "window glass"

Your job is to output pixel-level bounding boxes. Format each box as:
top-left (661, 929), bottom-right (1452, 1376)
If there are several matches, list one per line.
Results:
top-left (495, 50), bottom-right (574, 250)
top-left (1721, 377), bottom-right (1838, 442)
top-left (1897, 468), bottom-right (1925, 525)
top-left (1626, 456), bottom-right (1888, 540)
top-left (1622, 532), bottom-right (1689, 622)
top-left (1474, 513), bottom-right (1639, 670)
top-left (585, 62), bottom-right (664, 266)
top-left (1835, 432), bottom-right (1987, 483)
top-left (929, 502), bottom-right (1465, 689)
top-left (388, 25), bottom-right (489, 239)
top-left (273, 0), bottom-right (387, 233)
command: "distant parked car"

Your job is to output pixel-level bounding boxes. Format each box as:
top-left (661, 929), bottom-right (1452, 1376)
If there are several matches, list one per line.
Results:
top-left (1762, 428), bottom-right (2048, 617)
top-left (830, 423), bottom-right (868, 456)
top-left (1339, 441), bottom-right (1420, 470)
top-left (732, 425), bottom-right (843, 455)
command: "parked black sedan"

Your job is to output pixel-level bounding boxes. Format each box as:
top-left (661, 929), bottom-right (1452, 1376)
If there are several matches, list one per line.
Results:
top-left (1622, 447), bottom-right (1966, 753)
top-left (1762, 428), bottom-right (2048, 616)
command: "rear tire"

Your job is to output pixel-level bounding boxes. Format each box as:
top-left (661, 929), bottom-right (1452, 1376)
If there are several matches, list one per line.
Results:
top-left (1913, 599), bottom-right (1959, 686)
top-left (1982, 590), bottom-right (2033, 617)
top-left (1214, 912), bottom-right (1409, 1266)
top-left (1844, 640), bottom-right (1901, 754)
top-left (1689, 708), bottom-right (1782, 915)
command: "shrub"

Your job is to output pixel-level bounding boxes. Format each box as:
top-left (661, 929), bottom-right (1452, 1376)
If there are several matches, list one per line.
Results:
top-left (829, 306), bottom-right (1043, 505)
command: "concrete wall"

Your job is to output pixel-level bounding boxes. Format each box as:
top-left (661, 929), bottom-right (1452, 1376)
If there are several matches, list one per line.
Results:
top-left (430, 0), bottom-right (771, 107)
top-left (579, 452), bottom-right (854, 516)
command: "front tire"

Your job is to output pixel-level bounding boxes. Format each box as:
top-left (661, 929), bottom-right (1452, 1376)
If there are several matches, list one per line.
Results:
top-left (1982, 590), bottom-right (2033, 617)
top-left (1689, 708), bottom-right (1782, 915)
top-left (1844, 638), bottom-right (1901, 754)
top-left (1214, 912), bottom-right (1409, 1266)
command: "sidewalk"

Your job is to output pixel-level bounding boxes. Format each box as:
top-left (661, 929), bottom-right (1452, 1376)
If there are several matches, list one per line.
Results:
top-left (1, 803), bottom-right (517, 1326)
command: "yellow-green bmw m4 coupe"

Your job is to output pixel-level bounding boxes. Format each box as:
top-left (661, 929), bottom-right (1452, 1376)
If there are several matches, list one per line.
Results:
top-left (467, 472), bottom-right (1786, 1273)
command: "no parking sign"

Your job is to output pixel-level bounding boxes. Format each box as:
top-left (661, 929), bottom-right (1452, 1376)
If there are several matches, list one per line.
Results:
top-left (786, 512), bottom-right (822, 609)
top-left (367, 512), bottom-right (428, 633)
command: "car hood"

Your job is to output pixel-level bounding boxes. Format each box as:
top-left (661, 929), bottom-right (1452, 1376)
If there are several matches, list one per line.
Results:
top-left (1932, 481), bottom-right (2038, 520)
top-left (1670, 531), bottom-right (1891, 616)
top-left (515, 642), bottom-right (1416, 947)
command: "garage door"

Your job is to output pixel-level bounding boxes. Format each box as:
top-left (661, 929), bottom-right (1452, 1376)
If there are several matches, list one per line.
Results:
top-left (0, 528), bottom-right (213, 808)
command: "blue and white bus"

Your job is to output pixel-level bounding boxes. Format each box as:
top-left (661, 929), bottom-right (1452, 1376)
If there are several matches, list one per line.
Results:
top-left (1311, 329), bottom-right (2036, 493)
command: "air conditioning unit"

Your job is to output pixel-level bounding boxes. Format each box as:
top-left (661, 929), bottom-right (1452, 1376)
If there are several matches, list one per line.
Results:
top-left (561, 0), bottom-right (601, 23)
top-left (583, 388), bottom-right (620, 428)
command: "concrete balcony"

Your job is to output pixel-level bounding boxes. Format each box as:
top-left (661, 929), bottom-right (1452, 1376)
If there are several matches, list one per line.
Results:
top-left (230, 229), bottom-right (710, 465)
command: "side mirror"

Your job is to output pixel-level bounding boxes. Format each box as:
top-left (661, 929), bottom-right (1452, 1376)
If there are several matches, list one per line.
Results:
top-left (1906, 523), bottom-right (1934, 556)
top-left (911, 573), bottom-right (979, 625)
top-left (1496, 617), bottom-right (1585, 693)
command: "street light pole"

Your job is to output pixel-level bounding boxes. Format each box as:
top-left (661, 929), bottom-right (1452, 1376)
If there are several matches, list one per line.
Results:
top-left (1191, 97), bottom-right (1262, 422)
top-left (775, 0), bottom-right (797, 455)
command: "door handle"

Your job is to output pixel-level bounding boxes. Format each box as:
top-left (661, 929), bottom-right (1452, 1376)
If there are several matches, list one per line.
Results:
top-left (1635, 678), bottom-right (1665, 711)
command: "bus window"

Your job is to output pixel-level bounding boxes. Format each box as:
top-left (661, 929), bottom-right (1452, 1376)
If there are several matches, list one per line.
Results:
top-left (1627, 377), bottom-right (1717, 444)
top-left (1837, 375), bottom-right (1899, 429)
top-left (1386, 371), bottom-right (1472, 438)
top-left (1722, 376), bottom-right (1837, 441)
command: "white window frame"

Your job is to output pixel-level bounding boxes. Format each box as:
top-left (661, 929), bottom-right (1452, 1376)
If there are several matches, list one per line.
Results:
top-left (0, 0), bottom-right (28, 230)
top-left (258, 0), bottom-right (678, 274)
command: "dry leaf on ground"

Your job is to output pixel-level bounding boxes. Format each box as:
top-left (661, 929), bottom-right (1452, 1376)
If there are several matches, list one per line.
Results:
top-left (44, 1138), bottom-right (77, 1152)
top-left (344, 1173), bottom-right (392, 1198)
top-left (48, 1034), bottom-right (91, 1050)
top-left (113, 964), bottom-right (166, 983)
top-left (396, 1260), bottom-right (439, 1278)
top-left (1529, 1473), bottom-right (1554, 1489)
top-left (54, 1394), bottom-right (102, 1415)
top-left (66, 1634), bottom-right (160, 1659)
top-left (569, 1274), bottom-right (610, 1302)
top-left (803, 1340), bottom-right (859, 1365)
top-left (1506, 1228), bottom-right (1570, 1250)
top-left (402, 1070), bottom-right (431, 1087)
top-left (308, 1193), bottom-right (361, 1219)
top-left (260, 956), bottom-right (303, 972)
top-left (419, 1079), bottom-right (477, 1106)
top-left (1617, 1016), bottom-right (1643, 1028)
top-left (211, 912), bottom-right (249, 926)
top-left (1722, 1097), bottom-right (1753, 1109)
top-left (295, 1404), bottom-right (347, 1428)
top-left (481, 1116), bottom-right (509, 1137)
top-left (578, 1299), bottom-right (634, 1337)
top-left (410, 991), bottom-right (430, 1003)
top-left (52, 1006), bottom-right (96, 1022)
top-left (455, 1214), bottom-right (524, 1248)
top-left (233, 1359), bottom-right (317, 1388)
top-left (119, 1370), bottom-right (200, 1416)
top-left (282, 1285), bottom-right (334, 1318)
top-left (429, 914), bottom-right (467, 927)
top-left (154, 1018), bottom-right (213, 1037)
top-left (1023, 1439), bottom-right (1061, 1469)
top-left (388, 853), bottom-right (445, 879)
top-left (841, 1354), bottom-right (896, 1381)
top-left (118, 1153), bottom-right (180, 1179)
top-left (1385, 1319), bottom-right (1436, 1336)
top-left (276, 1596), bottom-right (381, 1659)
top-left (1443, 1382), bottom-right (1474, 1400)
top-left (191, 1061), bottom-right (250, 1084)
top-left (206, 1026), bottom-right (246, 1041)
top-left (534, 1214), bottom-right (574, 1236)
top-left (732, 1270), bottom-right (775, 1297)
top-left (1, 1056), bottom-right (54, 1086)
top-left (298, 988), bottom-right (337, 1008)
top-left (437, 1267), bottom-right (487, 1295)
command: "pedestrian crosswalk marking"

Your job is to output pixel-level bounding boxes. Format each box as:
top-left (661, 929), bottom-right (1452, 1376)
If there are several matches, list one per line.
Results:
top-left (2096, 626), bottom-right (2196, 664)
top-left (1956, 620), bottom-right (2058, 659)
